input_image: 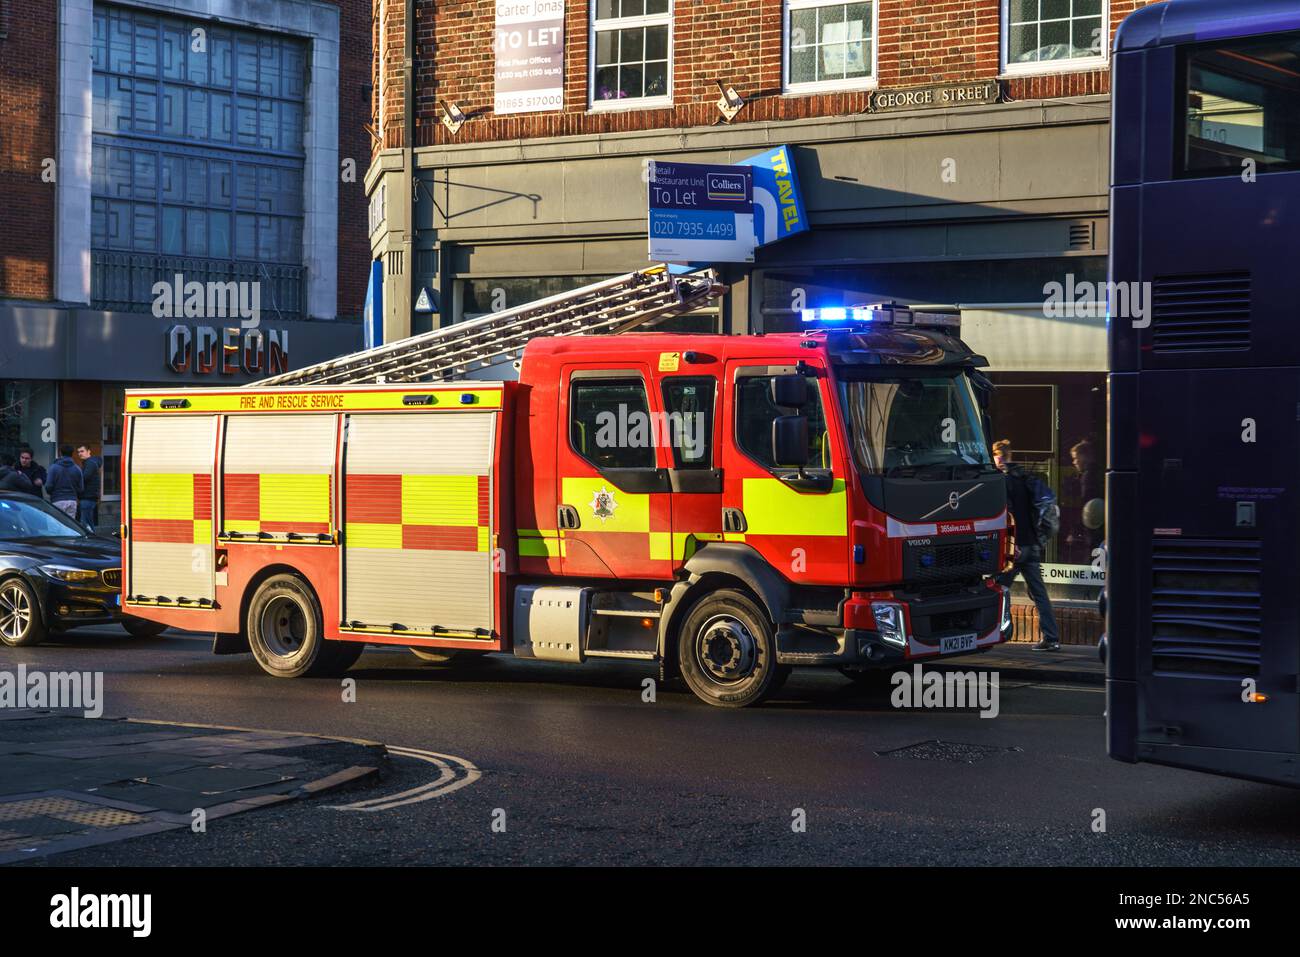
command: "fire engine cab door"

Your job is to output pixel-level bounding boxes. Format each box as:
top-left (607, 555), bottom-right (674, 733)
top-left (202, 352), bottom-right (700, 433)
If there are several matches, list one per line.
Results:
top-left (558, 365), bottom-right (674, 580)
top-left (723, 360), bottom-right (849, 583)
top-left (126, 415), bottom-right (217, 605)
top-left (342, 412), bottom-right (497, 636)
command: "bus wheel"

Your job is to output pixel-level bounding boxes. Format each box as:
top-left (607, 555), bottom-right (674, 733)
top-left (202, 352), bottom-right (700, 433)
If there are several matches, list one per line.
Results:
top-left (678, 589), bottom-right (780, 708)
top-left (246, 575), bottom-right (335, 678)
top-left (0, 578), bottom-right (45, 648)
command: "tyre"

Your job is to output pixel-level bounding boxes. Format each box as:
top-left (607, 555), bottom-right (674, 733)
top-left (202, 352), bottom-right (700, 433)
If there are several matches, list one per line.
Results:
top-left (677, 589), bottom-right (781, 708)
top-left (246, 574), bottom-right (338, 678)
top-left (0, 577), bottom-right (46, 648)
top-left (123, 617), bottom-right (168, 638)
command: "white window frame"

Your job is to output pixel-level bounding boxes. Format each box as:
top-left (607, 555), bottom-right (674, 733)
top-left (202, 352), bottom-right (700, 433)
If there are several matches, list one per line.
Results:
top-left (588, 0), bottom-right (674, 111)
top-left (783, 0), bottom-right (879, 94)
top-left (1000, 0), bottom-right (1110, 78)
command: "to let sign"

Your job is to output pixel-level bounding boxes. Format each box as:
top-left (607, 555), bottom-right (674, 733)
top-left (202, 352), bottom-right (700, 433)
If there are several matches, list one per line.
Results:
top-left (648, 161), bottom-right (756, 264)
top-left (494, 0), bottom-right (565, 115)
top-left (869, 80), bottom-right (1000, 113)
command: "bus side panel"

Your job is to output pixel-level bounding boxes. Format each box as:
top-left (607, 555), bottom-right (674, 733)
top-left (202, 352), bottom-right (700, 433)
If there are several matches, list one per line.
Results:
top-left (1136, 368), bottom-right (1300, 759)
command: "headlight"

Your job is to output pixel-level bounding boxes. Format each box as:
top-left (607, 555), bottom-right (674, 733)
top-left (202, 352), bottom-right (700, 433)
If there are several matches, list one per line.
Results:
top-left (1001, 588), bottom-right (1013, 630)
top-left (871, 601), bottom-right (908, 649)
top-left (39, 565), bottom-right (100, 582)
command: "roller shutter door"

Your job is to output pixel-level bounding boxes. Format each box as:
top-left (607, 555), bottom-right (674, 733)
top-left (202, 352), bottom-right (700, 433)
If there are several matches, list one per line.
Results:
top-left (343, 412), bottom-right (496, 634)
top-left (223, 414), bottom-right (337, 540)
top-left (128, 415), bottom-right (217, 603)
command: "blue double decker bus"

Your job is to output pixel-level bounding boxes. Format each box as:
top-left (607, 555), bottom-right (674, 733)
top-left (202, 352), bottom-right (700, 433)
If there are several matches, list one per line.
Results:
top-left (1109, 0), bottom-right (1300, 786)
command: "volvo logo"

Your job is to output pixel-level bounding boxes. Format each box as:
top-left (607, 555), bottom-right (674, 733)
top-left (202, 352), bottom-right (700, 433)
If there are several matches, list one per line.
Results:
top-left (919, 484), bottom-right (981, 521)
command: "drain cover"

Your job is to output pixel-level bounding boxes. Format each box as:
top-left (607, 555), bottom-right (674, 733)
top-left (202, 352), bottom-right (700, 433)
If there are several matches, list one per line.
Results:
top-left (877, 740), bottom-right (1017, 764)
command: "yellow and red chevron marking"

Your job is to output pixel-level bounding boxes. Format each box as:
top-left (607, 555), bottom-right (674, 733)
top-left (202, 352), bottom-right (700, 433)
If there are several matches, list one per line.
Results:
top-left (130, 473), bottom-right (212, 544)
top-left (224, 473), bottom-right (332, 535)
top-left (345, 474), bottom-right (490, 552)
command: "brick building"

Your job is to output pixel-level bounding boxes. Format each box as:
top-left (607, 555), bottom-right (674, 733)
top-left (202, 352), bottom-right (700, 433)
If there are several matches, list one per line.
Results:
top-left (366, 0), bottom-right (1158, 630)
top-left (0, 0), bottom-right (369, 528)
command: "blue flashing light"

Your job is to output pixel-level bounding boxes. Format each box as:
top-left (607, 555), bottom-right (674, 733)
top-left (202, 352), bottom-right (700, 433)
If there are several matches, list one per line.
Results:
top-left (801, 306), bottom-right (876, 325)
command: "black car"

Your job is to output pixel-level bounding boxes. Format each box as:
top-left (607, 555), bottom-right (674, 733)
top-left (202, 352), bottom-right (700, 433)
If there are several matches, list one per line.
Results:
top-left (0, 492), bottom-right (166, 647)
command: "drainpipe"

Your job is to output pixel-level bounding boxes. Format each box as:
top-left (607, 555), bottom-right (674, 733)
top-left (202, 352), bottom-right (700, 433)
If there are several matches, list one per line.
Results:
top-left (404, 0), bottom-right (416, 337)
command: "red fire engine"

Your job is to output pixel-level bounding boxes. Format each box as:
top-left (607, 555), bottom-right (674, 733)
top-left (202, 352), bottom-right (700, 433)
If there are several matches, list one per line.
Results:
top-left (120, 268), bottom-right (1011, 707)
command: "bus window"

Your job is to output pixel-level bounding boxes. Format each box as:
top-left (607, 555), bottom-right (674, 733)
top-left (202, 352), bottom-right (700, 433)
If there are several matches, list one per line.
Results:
top-left (1183, 32), bottom-right (1300, 176)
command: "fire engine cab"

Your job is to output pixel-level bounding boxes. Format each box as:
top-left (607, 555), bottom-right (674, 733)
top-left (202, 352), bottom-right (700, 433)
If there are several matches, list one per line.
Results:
top-left (120, 268), bottom-right (1011, 707)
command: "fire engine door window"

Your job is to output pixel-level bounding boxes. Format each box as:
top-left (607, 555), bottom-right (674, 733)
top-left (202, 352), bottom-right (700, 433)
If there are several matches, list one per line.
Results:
top-left (570, 378), bottom-right (656, 471)
top-left (735, 374), bottom-right (830, 470)
top-left (661, 377), bottom-right (716, 469)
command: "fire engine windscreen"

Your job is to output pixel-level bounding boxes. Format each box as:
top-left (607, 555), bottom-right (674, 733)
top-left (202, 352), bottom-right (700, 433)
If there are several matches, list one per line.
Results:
top-left (836, 372), bottom-right (992, 476)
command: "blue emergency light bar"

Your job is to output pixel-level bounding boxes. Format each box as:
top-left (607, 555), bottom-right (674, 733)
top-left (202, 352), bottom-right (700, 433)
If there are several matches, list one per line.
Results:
top-left (800, 303), bottom-right (961, 331)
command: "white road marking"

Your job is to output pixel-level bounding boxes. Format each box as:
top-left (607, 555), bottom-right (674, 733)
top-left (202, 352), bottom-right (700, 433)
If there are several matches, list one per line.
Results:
top-left (328, 745), bottom-right (481, 812)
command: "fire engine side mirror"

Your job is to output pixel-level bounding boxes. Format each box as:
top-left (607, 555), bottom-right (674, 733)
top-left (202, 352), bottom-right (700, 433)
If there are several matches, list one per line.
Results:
top-left (772, 415), bottom-right (810, 468)
top-left (770, 375), bottom-right (808, 409)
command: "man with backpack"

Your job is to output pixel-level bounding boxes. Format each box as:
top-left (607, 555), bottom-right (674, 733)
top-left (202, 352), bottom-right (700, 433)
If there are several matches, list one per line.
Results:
top-left (993, 439), bottom-right (1061, 651)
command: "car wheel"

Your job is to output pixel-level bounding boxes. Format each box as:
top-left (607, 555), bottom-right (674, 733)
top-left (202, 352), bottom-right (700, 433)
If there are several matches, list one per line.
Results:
top-left (246, 574), bottom-right (338, 678)
top-left (0, 577), bottom-right (46, 648)
top-left (123, 617), bottom-right (168, 638)
top-left (677, 589), bottom-right (780, 708)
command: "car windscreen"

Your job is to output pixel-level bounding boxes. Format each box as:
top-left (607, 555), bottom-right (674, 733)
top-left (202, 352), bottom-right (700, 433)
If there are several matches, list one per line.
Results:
top-left (0, 497), bottom-right (87, 540)
top-left (836, 371), bottom-right (992, 477)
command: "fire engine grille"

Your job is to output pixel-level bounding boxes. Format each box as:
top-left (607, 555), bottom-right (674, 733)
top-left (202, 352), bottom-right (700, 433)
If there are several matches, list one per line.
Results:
top-left (1150, 271), bottom-right (1251, 354)
top-left (101, 568), bottom-right (122, 589)
top-left (1151, 538), bottom-right (1261, 676)
top-left (903, 536), bottom-right (999, 584)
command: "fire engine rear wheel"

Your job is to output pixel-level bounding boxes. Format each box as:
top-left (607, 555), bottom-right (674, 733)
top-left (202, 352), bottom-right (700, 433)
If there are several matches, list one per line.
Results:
top-left (409, 648), bottom-right (488, 665)
top-left (246, 575), bottom-right (339, 678)
top-left (123, 617), bottom-right (168, 638)
top-left (328, 640), bottom-right (366, 672)
top-left (678, 589), bottom-right (780, 708)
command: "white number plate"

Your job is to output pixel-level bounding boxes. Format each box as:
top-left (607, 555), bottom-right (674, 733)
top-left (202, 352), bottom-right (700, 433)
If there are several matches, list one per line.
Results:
top-left (939, 632), bottom-right (977, 654)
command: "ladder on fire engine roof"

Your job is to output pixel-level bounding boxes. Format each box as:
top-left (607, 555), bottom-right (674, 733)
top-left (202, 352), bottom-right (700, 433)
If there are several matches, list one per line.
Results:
top-left (256, 265), bottom-right (728, 387)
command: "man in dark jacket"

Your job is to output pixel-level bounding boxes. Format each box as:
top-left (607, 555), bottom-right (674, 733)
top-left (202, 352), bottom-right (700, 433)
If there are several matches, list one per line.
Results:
top-left (16, 447), bottom-right (47, 498)
top-left (0, 454), bottom-right (36, 494)
top-left (76, 444), bottom-right (102, 528)
top-left (45, 446), bottom-right (84, 520)
top-left (992, 440), bottom-right (1061, 651)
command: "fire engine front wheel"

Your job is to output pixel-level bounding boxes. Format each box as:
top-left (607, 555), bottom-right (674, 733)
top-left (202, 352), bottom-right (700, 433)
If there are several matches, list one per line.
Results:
top-left (247, 575), bottom-right (350, 678)
top-left (678, 589), bottom-right (783, 708)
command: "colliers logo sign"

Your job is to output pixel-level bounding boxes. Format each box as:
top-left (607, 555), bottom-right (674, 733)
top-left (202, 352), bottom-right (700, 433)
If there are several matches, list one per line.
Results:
top-left (166, 325), bottom-right (289, 376)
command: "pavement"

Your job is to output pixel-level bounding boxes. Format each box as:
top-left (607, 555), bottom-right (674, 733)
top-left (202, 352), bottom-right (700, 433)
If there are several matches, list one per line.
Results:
top-left (0, 710), bottom-right (384, 863)
top-left (938, 640), bottom-right (1105, 685)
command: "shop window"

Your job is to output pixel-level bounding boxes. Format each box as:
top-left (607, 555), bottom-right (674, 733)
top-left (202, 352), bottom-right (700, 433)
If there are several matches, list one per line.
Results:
top-left (591, 0), bottom-right (672, 107)
top-left (785, 0), bottom-right (877, 92)
top-left (570, 378), bottom-right (657, 470)
top-left (1002, 0), bottom-right (1108, 75)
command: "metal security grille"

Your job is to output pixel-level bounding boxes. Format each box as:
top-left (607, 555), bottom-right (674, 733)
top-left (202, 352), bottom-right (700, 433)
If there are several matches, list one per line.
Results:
top-left (342, 413), bottom-right (497, 635)
top-left (90, 4), bottom-right (306, 316)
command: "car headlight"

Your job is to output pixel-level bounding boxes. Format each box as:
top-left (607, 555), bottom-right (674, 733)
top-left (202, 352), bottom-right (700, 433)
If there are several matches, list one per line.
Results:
top-left (871, 601), bottom-right (908, 649)
top-left (39, 565), bottom-right (100, 582)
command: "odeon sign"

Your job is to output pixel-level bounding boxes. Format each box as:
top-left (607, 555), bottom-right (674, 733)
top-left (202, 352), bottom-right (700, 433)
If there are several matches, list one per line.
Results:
top-left (166, 324), bottom-right (290, 376)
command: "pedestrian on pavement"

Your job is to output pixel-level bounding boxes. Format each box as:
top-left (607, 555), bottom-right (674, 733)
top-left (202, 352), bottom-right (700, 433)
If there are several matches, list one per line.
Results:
top-left (992, 439), bottom-right (1062, 651)
top-left (76, 444), bottom-right (102, 529)
top-left (45, 445), bottom-right (84, 520)
top-left (16, 446), bottom-right (47, 498)
top-left (1070, 438), bottom-right (1104, 552)
top-left (0, 453), bottom-right (36, 494)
